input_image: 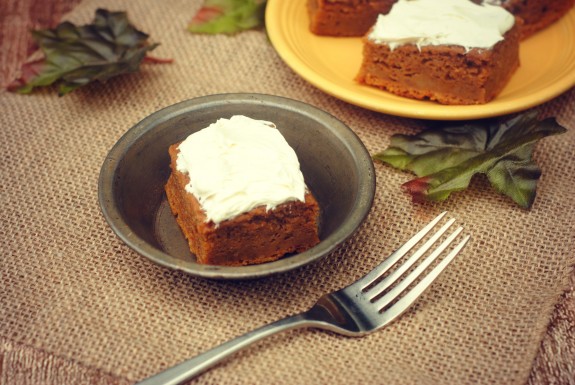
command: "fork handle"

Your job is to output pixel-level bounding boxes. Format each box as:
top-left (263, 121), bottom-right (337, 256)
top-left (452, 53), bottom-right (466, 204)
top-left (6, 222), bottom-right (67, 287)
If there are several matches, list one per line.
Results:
top-left (136, 313), bottom-right (314, 385)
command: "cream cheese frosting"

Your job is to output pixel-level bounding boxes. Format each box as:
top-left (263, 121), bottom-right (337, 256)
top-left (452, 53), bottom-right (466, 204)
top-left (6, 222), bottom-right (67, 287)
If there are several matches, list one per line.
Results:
top-left (368, 0), bottom-right (515, 51)
top-left (176, 115), bottom-right (306, 225)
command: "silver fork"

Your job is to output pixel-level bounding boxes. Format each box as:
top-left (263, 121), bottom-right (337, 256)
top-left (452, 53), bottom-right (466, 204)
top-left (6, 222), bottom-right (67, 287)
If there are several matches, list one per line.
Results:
top-left (137, 211), bottom-right (470, 385)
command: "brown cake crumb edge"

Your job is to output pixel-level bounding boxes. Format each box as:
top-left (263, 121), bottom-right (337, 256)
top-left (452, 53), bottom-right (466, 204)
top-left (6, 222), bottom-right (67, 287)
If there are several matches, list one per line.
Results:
top-left (165, 143), bottom-right (321, 267)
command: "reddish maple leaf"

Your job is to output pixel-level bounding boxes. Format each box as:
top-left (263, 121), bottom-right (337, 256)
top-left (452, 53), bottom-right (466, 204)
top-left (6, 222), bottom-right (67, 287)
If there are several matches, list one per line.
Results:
top-left (190, 6), bottom-right (225, 26)
top-left (7, 58), bottom-right (45, 92)
top-left (402, 177), bottom-right (432, 203)
top-left (188, 0), bottom-right (266, 34)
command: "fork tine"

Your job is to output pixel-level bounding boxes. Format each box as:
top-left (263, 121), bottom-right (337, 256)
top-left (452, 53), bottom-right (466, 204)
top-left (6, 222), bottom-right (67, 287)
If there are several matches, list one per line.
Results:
top-left (359, 211), bottom-right (448, 291)
top-left (380, 234), bottom-right (471, 323)
top-left (373, 226), bottom-right (463, 309)
top-left (364, 218), bottom-right (456, 301)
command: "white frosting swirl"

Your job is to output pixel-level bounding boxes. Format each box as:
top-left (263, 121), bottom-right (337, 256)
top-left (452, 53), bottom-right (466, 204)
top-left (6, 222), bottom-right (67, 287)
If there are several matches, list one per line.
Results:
top-left (368, 0), bottom-right (515, 51)
top-left (176, 115), bottom-right (306, 225)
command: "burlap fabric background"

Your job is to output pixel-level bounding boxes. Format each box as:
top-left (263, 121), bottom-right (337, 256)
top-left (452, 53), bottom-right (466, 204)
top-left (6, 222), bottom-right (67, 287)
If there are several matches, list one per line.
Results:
top-left (1, 0), bottom-right (574, 384)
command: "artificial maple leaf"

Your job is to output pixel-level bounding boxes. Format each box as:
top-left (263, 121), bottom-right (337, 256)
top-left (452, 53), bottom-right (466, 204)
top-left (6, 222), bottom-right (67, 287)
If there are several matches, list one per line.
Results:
top-left (373, 111), bottom-right (566, 208)
top-left (188, 0), bottom-right (266, 34)
top-left (9, 9), bottom-right (170, 95)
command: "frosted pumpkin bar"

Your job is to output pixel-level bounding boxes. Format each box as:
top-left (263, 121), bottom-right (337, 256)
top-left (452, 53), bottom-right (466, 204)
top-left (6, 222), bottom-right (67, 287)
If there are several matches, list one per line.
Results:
top-left (164, 115), bottom-right (320, 266)
top-left (355, 0), bottom-right (521, 105)
top-left (485, 0), bottom-right (575, 39)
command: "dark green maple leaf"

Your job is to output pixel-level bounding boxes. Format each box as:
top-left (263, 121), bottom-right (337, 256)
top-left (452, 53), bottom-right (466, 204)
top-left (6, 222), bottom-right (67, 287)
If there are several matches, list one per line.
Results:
top-left (9, 9), bottom-right (169, 95)
top-left (188, 0), bottom-right (266, 34)
top-left (373, 111), bottom-right (566, 208)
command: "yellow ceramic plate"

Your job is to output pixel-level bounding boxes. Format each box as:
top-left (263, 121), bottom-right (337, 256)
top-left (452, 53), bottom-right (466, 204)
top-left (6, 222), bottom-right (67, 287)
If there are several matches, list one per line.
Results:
top-left (266, 0), bottom-right (575, 120)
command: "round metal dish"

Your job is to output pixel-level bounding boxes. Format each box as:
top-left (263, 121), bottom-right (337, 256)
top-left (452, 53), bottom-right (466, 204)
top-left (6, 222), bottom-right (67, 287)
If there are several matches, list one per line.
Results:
top-left (98, 93), bottom-right (376, 279)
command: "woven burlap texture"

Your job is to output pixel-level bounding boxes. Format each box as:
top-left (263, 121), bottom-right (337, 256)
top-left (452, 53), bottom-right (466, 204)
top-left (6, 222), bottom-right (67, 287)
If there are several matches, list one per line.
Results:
top-left (1, 0), bottom-right (574, 384)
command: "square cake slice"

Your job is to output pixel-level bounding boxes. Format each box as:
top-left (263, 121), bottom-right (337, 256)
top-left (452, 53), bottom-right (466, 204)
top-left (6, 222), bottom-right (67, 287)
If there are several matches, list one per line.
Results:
top-left (165, 116), bottom-right (320, 266)
top-left (307, 0), bottom-right (396, 37)
top-left (355, 0), bottom-right (521, 105)
top-left (485, 0), bottom-right (575, 39)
